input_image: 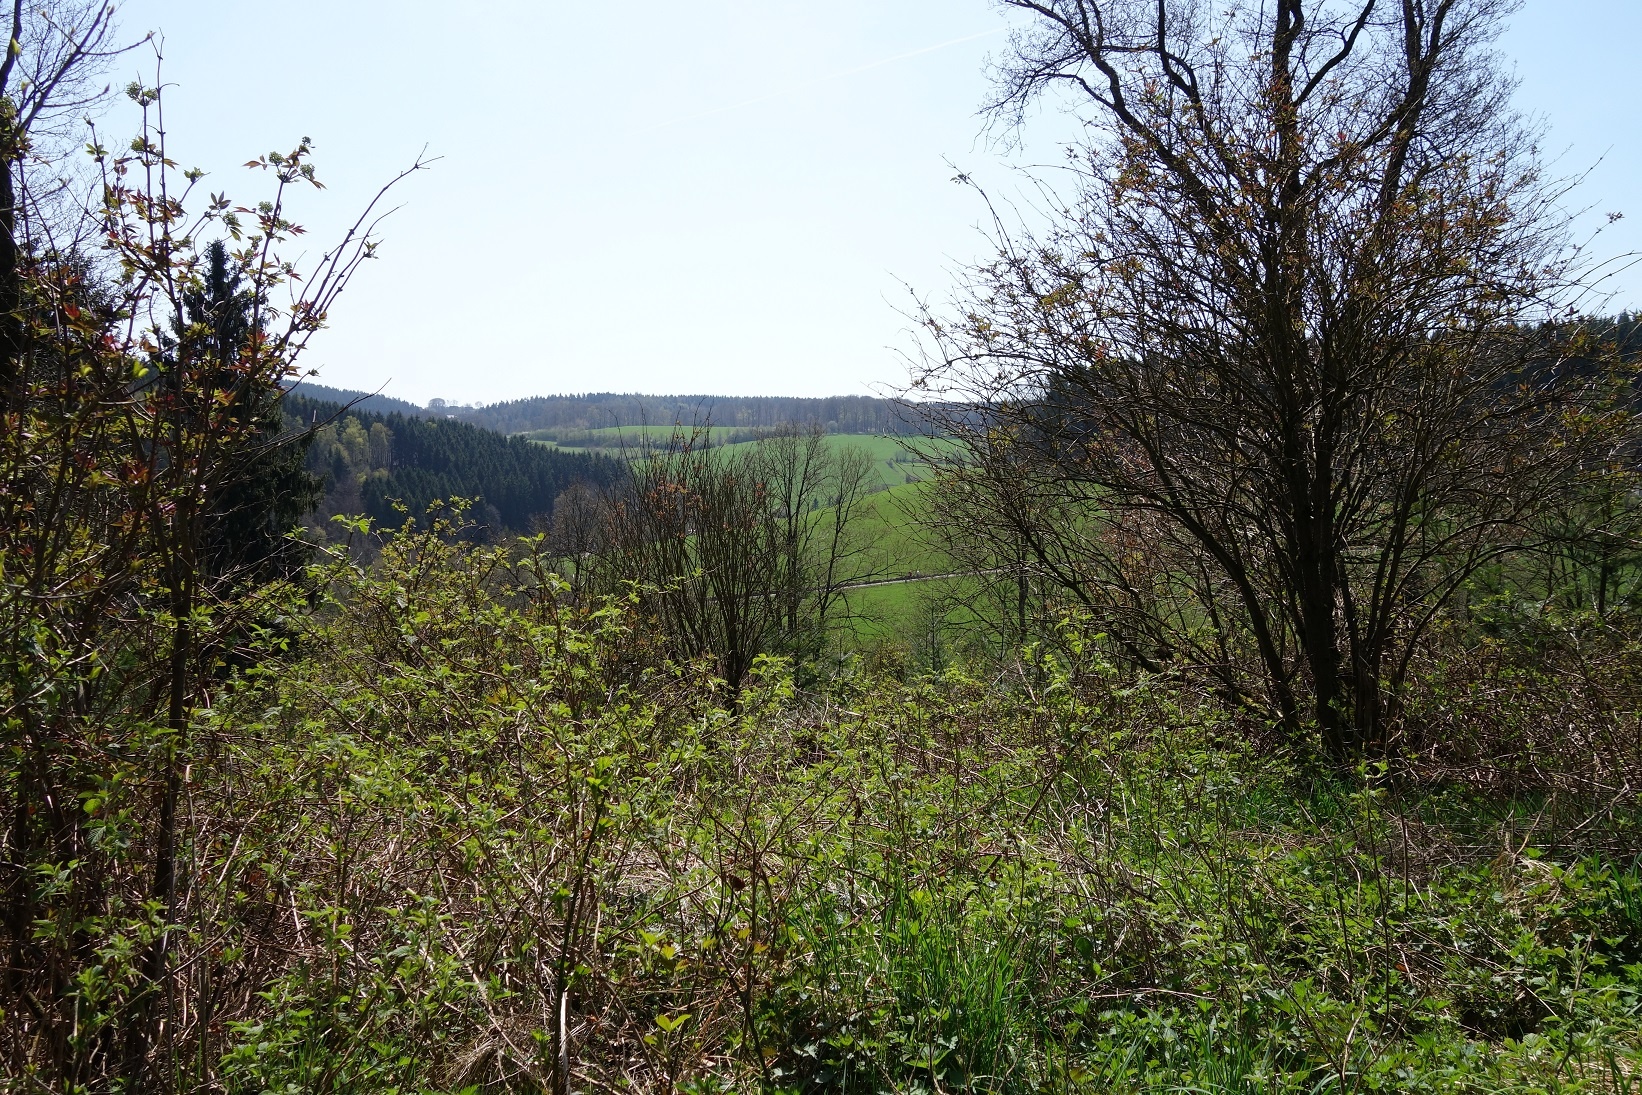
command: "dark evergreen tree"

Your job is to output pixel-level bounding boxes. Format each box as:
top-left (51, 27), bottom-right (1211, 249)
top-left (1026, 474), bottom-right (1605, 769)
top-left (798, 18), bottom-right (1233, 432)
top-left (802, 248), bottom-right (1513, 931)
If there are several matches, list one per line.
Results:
top-left (164, 241), bottom-right (322, 583)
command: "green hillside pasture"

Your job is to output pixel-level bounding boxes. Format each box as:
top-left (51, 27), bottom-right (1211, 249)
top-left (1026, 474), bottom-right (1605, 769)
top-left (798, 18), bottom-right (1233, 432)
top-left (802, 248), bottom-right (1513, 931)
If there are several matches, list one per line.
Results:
top-left (839, 573), bottom-right (994, 666)
top-left (717, 432), bottom-right (929, 490)
top-left (825, 479), bottom-right (1004, 661)
top-left (851, 479), bottom-right (941, 568)
top-left (524, 428), bottom-right (947, 492)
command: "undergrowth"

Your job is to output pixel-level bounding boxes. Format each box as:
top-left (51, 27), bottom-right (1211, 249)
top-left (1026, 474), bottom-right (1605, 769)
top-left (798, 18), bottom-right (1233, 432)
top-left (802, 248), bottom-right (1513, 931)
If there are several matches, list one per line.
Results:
top-left (43, 520), bottom-right (1642, 1093)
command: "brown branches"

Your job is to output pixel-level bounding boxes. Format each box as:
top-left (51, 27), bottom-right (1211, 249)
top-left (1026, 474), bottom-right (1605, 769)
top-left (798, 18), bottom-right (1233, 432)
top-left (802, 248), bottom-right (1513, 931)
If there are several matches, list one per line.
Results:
top-left (1, 34), bottom-right (426, 1089)
top-left (576, 426), bottom-right (886, 693)
top-left (917, 0), bottom-right (1626, 759)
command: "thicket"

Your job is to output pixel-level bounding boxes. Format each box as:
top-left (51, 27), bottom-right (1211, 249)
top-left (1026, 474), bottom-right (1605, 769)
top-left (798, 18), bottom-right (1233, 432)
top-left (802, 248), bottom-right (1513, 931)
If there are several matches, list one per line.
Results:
top-left (553, 426), bottom-right (887, 690)
top-left (13, 515), bottom-right (1637, 1091)
top-left (0, 5), bottom-right (426, 1084)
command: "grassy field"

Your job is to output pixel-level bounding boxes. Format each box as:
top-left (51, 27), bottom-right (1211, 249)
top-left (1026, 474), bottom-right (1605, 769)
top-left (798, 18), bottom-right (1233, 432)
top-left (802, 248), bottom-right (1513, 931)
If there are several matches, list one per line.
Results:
top-left (827, 478), bottom-right (1001, 656)
top-left (524, 427), bottom-right (941, 491)
top-left (524, 427), bottom-right (971, 654)
top-left (717, 432), bottom-right (929, 490)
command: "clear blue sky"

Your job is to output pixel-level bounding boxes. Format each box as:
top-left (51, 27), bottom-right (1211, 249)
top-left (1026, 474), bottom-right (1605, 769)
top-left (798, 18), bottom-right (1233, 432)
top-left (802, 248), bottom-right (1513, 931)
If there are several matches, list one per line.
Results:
top-left (110, 1), bottom-right (1639, 405)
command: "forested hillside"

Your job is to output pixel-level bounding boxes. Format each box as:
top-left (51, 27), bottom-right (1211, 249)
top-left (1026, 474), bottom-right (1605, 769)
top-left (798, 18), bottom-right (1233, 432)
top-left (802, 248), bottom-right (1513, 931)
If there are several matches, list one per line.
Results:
top-left (287, 379), bottom-right (426, 417)
top-left (287, 394), bottom-right (623, 537)
top-left (287, 383), bottom-right (918, 436)
top-left (448, 392), bottom-right (917, 435)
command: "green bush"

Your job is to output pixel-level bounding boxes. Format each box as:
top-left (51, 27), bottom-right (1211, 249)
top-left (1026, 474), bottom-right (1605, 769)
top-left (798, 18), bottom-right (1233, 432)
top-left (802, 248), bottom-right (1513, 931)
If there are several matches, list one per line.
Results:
top-left (21, 513), bottom-right (1637, 1092)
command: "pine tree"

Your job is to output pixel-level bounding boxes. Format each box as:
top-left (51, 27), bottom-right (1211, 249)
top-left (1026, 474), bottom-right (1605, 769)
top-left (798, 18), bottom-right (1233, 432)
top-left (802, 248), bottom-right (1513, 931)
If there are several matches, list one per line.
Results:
top-left (168, 241), bottom-right (322, 582)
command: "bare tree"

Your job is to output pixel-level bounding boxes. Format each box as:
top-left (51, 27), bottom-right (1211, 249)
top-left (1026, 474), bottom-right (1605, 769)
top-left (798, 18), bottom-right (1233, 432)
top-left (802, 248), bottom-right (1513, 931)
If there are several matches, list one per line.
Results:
top-left (754, 424), bottom-right (886, 653)
top-left (915, 0), bottom-right (1631, 758)
top-left (583, 427), bottom-right (884, 692)
top-left (918, 435), bottom-right (1203, 673)
top-left (0, 0), bottom-right (129, 408)
top-left (549, 480), bottom-right (608, 601)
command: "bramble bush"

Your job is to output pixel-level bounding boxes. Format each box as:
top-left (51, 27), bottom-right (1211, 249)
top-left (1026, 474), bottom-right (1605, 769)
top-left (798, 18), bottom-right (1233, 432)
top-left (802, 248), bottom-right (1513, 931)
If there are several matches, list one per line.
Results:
top-left (93, 510), bottom-right (1636, 1093)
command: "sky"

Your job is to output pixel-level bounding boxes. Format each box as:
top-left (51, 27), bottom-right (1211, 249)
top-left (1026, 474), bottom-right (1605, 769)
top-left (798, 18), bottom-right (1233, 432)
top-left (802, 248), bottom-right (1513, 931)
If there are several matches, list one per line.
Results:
top-left (107, 1), bottom-right (1641, 406)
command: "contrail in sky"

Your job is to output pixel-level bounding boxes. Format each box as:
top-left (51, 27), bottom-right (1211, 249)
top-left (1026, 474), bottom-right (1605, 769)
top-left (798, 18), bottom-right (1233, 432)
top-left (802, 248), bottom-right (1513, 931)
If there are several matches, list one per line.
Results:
top-left (651, 25), bottom-right (1008, 130)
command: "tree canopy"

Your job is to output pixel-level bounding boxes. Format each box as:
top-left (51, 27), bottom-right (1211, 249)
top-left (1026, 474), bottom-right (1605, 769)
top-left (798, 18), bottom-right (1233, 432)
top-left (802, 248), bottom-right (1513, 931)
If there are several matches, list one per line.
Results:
top-left (915, 0), bottom-right (1636, 757)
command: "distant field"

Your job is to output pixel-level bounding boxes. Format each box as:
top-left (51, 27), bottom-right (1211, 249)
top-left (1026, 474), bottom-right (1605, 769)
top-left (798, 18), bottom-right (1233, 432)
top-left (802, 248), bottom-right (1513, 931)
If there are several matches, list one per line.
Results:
top-left (720, 433), bottom-right (931, 490)
top-left (523, 426), bottom-right (979, 655)
top-left (525, 429), bottom-right (943, 491)
top-left (519, 423), bottom-right (698, 452)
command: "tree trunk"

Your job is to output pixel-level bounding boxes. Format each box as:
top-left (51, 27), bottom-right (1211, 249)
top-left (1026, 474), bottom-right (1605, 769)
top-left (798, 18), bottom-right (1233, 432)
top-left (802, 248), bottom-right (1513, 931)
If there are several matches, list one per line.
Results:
top-left (0, 146), bottom-right (19, 413)
top-left (122, 607), bottom-right (191, 1093)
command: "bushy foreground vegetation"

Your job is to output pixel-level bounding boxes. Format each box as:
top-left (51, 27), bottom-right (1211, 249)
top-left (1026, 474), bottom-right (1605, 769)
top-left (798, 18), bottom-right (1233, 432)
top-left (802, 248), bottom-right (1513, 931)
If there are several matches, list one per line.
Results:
top-left (22, 516), bottom-right (1628, 1093)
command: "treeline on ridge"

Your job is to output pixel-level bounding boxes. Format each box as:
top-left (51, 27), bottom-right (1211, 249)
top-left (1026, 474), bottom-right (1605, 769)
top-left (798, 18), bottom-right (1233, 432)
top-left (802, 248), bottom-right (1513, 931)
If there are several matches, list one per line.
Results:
top-left (286, 380), bottom-right (424, 418)
top-left (446, 392), bottom-right (919, 436)
top-left (290, 382), bottom-right (919, 436)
